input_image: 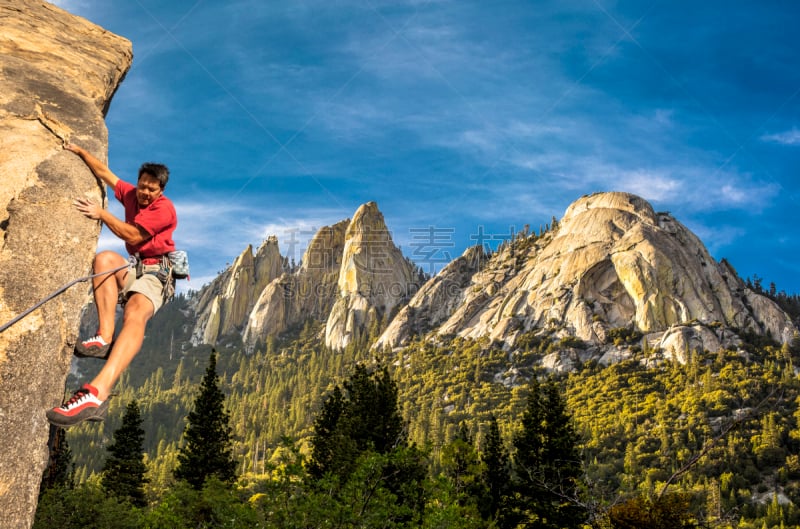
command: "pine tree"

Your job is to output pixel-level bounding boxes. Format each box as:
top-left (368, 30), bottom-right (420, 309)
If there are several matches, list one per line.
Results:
top-left (481, 415), bottom-right (511, 524)
top-left (441, 423), bottom-right (485, 511)
top-left (101, 400), bottom-right (148, 506)
top-left (342, 364), bottom-right (405, 454)
top-left (309, 364), bottom-right (405, 481)
top-left (39, 426), bottom-right (74, 497)
top-left (174, 349), bottom-right (236, 488)
top-left (512, 376), bottom-right (586, 528)
top-left (308, 385), bottom-right (351, 480)
top-left (307, 363), bottom-right (427, 521)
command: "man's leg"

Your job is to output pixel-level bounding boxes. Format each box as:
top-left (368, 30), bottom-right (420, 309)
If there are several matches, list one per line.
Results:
top-left (90, 292), bottom-right (154, 401)
top-left (48, 287), bottom-right (154, 426)
top-left (92, 250), bottom-right (129, 343)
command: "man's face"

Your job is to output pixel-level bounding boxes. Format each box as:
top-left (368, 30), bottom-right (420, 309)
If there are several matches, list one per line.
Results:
top-left (136, 173), bottom-right (163, 207)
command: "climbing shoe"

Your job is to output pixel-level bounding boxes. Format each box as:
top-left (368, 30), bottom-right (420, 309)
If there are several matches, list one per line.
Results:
top-left (46, 384), bottom-right (109, 427)
top-left (74, 334), bottom-right (112, 359)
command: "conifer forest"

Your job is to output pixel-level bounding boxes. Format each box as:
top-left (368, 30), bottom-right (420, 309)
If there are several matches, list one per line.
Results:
top-left (35, 281), bottom-right (800, 528)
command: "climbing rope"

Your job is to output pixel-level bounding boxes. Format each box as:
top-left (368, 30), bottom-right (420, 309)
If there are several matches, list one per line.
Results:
top-left (0, 258), bottom-right (134, 334)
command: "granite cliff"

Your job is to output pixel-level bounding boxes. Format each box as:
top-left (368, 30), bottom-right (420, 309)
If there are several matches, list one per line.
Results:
top-left (0, 2), bottom-right (131, 528)
top-left (324, 202), bottom-right (417, 349)
top-left (242, 221), bottom-right (348, 349)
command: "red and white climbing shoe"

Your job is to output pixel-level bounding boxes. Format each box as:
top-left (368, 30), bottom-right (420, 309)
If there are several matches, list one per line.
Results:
top-left (74, 334), bottom-right (113, 359)
top-left (46, 384), bottom-right (109, 427)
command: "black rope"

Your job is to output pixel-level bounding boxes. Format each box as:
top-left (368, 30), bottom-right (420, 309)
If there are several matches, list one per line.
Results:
top-left (0, 259), bottom-right (133, 334)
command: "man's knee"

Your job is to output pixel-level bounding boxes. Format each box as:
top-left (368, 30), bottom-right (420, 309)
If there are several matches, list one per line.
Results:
top-left (94, 250), bottom-right (126, 272)
top-left (123, 293), bottom-right (155, 323)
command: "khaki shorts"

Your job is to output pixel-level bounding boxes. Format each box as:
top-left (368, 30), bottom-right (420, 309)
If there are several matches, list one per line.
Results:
top-left (122, 264), bottom-right (165, 313)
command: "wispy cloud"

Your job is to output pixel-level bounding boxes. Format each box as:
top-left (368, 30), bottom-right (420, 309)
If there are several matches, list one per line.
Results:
top-left (597, 163), bottom-right (779, 212)
top-left (174, 198), bottom-right (346, 263)
top-left (613, 169), bottom-right (682, 203)
top-left (761, 128), bottom-right (800, 146)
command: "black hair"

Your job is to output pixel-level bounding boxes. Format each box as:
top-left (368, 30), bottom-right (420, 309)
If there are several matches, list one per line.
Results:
top-left (138, 163), bottom-right (170, 189)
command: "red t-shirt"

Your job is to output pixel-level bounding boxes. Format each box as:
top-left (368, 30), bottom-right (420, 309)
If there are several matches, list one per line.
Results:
top-left (114, 179), bottom-right (177, 258)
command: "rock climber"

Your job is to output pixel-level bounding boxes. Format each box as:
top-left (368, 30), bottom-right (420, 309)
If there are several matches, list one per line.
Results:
top-left (47, 143), bottom-right (177, 427)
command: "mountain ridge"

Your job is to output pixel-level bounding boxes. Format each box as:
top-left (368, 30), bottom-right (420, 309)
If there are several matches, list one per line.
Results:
top-left (187, 191), bottom-right (796, 368)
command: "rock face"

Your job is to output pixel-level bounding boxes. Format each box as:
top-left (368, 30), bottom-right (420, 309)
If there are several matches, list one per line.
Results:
top-left (0, 2), bottom-right (131, 528)
top-left (376, 192), bottom-right (796, 361)
top-left (374, 245), bottom-right (485, 349)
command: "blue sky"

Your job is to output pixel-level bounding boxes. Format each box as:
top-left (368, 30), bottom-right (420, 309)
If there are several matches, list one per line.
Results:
top-left (54, 0), bottom-right (800, 294)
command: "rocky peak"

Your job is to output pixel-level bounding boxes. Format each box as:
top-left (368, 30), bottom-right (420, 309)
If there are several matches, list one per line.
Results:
top-left (376, 191), bottom-right (796, 363)
top-left (337, 202), bottom-right (408, 300)
top-left (192, 239), bottom-right (284, 345)
top-left (325, 202), bottom-right (417, 349)
top-left (301, 219), bottom-right (349, 276)
top-left (241, 220), bottom-right (348, 350)
top-left (254, 235), bottom-right (283, 293)
top-left (220, 246), bottom-right (257, 336)
top-left (562, 191), bottom-right (657, 225)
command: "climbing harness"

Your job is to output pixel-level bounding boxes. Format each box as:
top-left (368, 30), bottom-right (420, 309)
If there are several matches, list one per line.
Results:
top-left (139, 253), bottom-right (176, 304)
top-left (0, 257), bottom-right (135, 334)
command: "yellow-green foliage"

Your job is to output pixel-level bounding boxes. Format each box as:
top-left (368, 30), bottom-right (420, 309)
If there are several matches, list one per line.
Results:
top-left (64, 296), bottom-right (800, 526)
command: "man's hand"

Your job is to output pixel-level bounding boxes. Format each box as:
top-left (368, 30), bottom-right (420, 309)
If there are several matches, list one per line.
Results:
top-left (73, 197), bottom-right (102, 220)
top-left (64, 144), bottom-right (120, 189)
top-left (64, 143), bottom-right (83, 155)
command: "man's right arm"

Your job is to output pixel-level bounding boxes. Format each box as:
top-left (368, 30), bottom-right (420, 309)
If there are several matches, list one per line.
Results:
top-left (65, 144), bottom-right (120, 189)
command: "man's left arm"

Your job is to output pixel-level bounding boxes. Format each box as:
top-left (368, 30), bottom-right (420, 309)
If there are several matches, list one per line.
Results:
top-left (73, 198), bottom-right (151, 245)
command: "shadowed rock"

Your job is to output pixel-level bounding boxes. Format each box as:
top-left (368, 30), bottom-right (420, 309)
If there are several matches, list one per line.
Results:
top-left (0, 2), bottom-right (131, 527)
